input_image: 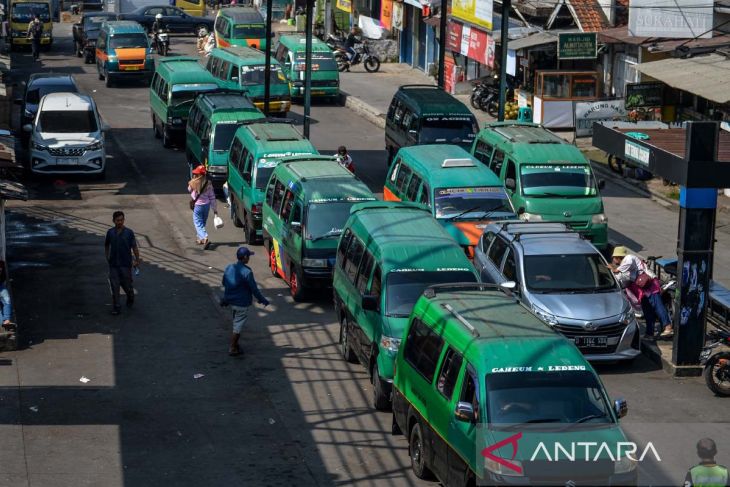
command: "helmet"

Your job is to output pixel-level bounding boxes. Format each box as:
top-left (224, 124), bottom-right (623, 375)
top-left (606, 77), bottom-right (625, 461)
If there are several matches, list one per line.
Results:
top-left (155, 13), bottom-right (163, 20)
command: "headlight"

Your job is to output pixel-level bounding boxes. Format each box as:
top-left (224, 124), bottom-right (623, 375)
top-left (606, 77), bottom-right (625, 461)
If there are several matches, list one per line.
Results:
top-left (380, 336), bottom-right (401, 353)
top-left (31, 141), bottom-right (48, 151)
top-left (302, 258), bottom-right (327, 268)
top-left (592, 213), bottom-right (608, 224)
top-left (485, 456), bottom-right (524, 477)
top-left (292, 80), bottom-right (303, 87)
top-left (42, 32), bottom-right (51, 37)
top-left (619, 307), bottom-right (635, 325)
top-left (614, 456), bottom-right (637, 474)
top-left (532, 304), bottom-right (558, 326)
top-left (107, 55), bottom-right (116, 62)
top-left (521, 212), bottom-right (543, 222)
top-left (87, 141), bottom-right (103, 151)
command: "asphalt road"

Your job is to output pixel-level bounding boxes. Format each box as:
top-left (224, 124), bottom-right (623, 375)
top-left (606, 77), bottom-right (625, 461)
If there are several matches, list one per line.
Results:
top-left (0, 23), bottom-right (728, 487)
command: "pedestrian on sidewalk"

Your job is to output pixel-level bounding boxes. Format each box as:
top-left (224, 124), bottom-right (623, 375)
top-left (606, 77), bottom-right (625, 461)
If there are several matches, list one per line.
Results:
top-left (684, 438), bottom-right (728, 487)
top-left (26, 14), bottom-right (42, 61)
top-left (0, 260), bottom-right (15, 331)
top-left (222, 247), bottom-right (269, 356)
top-left (188, 165), bottom-right (218, 249)
top-left (610, 246), bottom-right (673, 339)
top-left (104, 211), bottom-right (140, 315)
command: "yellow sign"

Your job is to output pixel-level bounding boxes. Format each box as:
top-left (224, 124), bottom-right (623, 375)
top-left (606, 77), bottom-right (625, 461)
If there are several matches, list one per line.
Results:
top-left (451, 0), bottom-right (493, 31)
top-left (336, 0), bottom-right (351, 13)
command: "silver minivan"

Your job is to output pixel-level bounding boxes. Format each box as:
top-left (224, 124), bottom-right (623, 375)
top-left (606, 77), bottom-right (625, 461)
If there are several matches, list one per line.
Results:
top-left (474, 221), bottom-right (640, 362)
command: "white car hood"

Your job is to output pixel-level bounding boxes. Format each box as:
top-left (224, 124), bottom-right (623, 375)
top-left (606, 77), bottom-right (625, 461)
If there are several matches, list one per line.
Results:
top-left (38, 132), bottom-right (100, 146)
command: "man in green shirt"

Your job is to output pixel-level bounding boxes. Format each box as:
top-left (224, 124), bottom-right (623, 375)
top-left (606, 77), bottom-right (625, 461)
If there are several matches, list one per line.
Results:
top-left (685, 438), bottom-right (729, 487)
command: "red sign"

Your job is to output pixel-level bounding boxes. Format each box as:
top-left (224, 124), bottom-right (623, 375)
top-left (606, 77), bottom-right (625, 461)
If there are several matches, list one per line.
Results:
top-left (447, 20), bottom-right (494, 67)
top-left (446, 21), bottom-right (462, 52)
top-left (381, 0), bottom-right (393, 30)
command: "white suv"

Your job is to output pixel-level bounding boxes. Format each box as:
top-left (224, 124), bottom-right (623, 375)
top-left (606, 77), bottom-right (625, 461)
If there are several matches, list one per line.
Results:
top-left (24, 92), bottom-right (107, 177)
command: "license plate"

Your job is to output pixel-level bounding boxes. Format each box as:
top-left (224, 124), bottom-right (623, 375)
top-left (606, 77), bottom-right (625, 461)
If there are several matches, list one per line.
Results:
top-left (122, 65), bottom-right (141, 71)
top-left (312, 90), bottom-right (325, 95)
top-left (575, 336), bottom-right (608, 348)
top-left (57, 158), bottom-right (78, 165)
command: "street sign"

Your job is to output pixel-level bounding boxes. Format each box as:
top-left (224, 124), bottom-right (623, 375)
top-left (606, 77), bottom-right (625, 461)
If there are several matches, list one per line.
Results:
top-left (574, 99), bottom-right (627, 137)
top-left (558, 32), bottom-right (597, 60)
top-left (624, 139), bottom-right (651, 167)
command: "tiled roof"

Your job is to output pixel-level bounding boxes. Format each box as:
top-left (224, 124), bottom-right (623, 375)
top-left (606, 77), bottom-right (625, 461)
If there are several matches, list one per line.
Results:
top-left (568, 0), bottom-right (609, 32)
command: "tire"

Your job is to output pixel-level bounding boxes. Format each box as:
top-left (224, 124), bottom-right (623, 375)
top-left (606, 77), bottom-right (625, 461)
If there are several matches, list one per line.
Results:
top-left (372, 363), bottom-right (391, 411)
top-left (98, 66), bottom-right (104, 80)
top-left (289, 265), bottom-right (306, 302)
top-left (704, 353), bottom-right (730, 397)
top-left (159, 43), bottom-right (168, 56)
top-left (152, 115), bottom-right (161, 139)
top-left (364, 56), bottom-right (380, 73)
top-left (105, 72), bottom-right (113, 88)
top-left (232, 203), bottom-right (244, 228)
top-left (162, 124), bottom-right (172, 148)
top-left (409, 422), bottom-right (433, 480)
top-left (244, 213), bottom-right (257, 243)
top-left (75, 41), bottom-right (82, 57)
top-left (335, 53), bottom-right (348, 72)
top-left (269, 244), bottom-right (279, 277)
top-left (487, 100), bottom-right (499, 118)
top-left (340, 316), bottom-right (357, 363)
top-left (470, 89), bottom-right (482, 109)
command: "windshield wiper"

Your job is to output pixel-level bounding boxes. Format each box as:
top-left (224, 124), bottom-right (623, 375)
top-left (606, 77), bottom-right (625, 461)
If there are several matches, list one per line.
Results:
top-left (309, 230), bottom-right (341, 242)
top-left (171, 99), bottom-right (195, 109)
top-left (502, 418), bottom-right (562, 430)
top-left (448, 206), bottom-right (481, 221)
top-left (558, 413), bottom-right (609, 430)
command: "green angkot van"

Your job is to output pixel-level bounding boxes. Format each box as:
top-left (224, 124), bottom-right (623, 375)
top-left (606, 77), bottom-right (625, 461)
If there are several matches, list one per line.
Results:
top-left (213, 6), bottom-right (268, 50)
top-left (227, 122), bottom-right (318, 243)
top-left (150, 56), bottom-right (220, 147)
top-left (206, 46), bottom-right (292, 116)
top-left (383, 144), bottom-right (515, 258)
top-left (471, 122), bottom-right (608, 249)
top-left (333, 201), bottom-right (479, 410)
top-left (185, 92), bottom-right (264, 187)
top-left (274, 34), bottom-right (339, 102)
top-left (392, 284), bottom-right (635, 486)
top-left (263, 159), bottom-right (375, 301)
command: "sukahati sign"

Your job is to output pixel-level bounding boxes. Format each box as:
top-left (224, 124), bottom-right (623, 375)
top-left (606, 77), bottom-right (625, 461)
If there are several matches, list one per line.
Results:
top-left (629, 0), bottom-right (714, 39)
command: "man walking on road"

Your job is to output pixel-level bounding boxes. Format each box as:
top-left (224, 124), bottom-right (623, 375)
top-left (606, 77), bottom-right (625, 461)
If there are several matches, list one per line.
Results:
top-left (104, 211), bottom-right (140, 315)
top-left (26, 14), bottom-right (42, 61)
top-left (222, 247), bottom-right (269, 356)
top-left (684, 438), bottom-right (729, 487)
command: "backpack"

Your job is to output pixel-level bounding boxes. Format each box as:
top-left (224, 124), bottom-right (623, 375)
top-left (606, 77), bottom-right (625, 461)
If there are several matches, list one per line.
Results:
top-left (31, 21), bottom-right (42, 37)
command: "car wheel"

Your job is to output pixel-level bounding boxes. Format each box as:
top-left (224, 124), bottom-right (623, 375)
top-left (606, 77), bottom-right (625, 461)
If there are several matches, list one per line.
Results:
top-left (244, 213), bottom-right (257, 243)
top-left (161, 124), bottom-right (172, 148)
top-left (364, 56), bottom-right (380, 73)
top-left (372, 363), bottom-right (391, 411)
top-left (340, 316), bottom-right (357, 363)
top-left (232, 204), bottom-right (244, 229)
top-left (289, 265), bottom-right (306, 302)
top-left (104, 72), bottom-right (113, 88)
top-left (409, 422), bottom-right (433, 480)
top-left (152, 115), bottom-right (161, 139)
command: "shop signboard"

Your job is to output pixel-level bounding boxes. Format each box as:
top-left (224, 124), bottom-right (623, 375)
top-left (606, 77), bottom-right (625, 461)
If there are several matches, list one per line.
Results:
top-left (381, 0), bottom-right (393, 30)
top-left (336, 0), bottom-right (351, 13)
top-left (392, 1), bottom-right (403, 30)
top-left (574, 99), bottom-right (627, 137)
top-left (451, 0), bottom-right (493, 31)
top-left (558, 32), bottom-right (597, 59)
top-left (446, 21), bottom-right (462, 51)
top-left (625, 82), bottom-right (664, 108)
top-left (628, 0), bottom-right (713, 39)
top-left (457, 25), bottom-right (494, 67)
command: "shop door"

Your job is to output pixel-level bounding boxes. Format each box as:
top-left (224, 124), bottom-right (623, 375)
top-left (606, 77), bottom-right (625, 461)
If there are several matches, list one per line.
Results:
top-left (401, 6), bottom-right (413, 64)
top-left (417, 9), bottom-right (426, 70)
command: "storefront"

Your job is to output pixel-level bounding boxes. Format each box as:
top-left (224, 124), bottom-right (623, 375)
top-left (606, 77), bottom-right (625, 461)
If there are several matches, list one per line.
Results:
top-left (395, 0), bottom-right (436, 72)
top-left (444, 19), bottom-right (495, 90)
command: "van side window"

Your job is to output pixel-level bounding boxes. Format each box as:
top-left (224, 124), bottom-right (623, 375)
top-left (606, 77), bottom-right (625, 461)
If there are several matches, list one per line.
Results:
top-left (272, 180), bottom-right (285, 214)
top-left (151, 73), bottom-right (160, 93)
top-left (356, 251), bottom-right (374, 294)
top-left (488, 237), bottom-right (509, 267)
top-left (418, 183), bottom-right (430, 206)
top-left (210, 57), bottom-right (221, 76)
top-left (280, 190), bottom-right (295, 220)
top-left (395, 165), bottom-right (412, 194)
top-left (344, 237), bottom-right (365, 283)
top-left (473, 140), bottom-right (493, 165)
top-left (336, 229), bottom-right (353, 269)
top-left (265, 177), bottom-right (277, 206)
top-left (229, 138), bottom-right (242, 167)
top-left (218, 61), bottom-right (231, 80)
top-left (393, 101), bottom-right (404, 123)
top-left (437, 348), bottom-right (463, 400)
top-left (491, 150), bottom-right (506, 176)
top-left (404, 318), bottom-right (444, 383)
top-left (386, 98), bottom-right (397, 121)
top-left (460, 366), bottom-right (479, 419)
top-left (401, 111), bottom-right (413, 131)
top-left (291, 202), bottom-right (302, 224)
top-left (97, 31), bottom-right (106, 50)
top-left (370, 265), bottom-right (382, 298)
top-left (243, 154), bottom-right (254, 182)
top-left (502, 248), bottom-right (517, 282)
top-left (481, 231), bottom-right (495, 253)
top-left (205, 56), bottom-right (214, 72)
top-left (505, 159), bottom-right (516, 182)
top-left (406, 174), bottom-right (421, 201)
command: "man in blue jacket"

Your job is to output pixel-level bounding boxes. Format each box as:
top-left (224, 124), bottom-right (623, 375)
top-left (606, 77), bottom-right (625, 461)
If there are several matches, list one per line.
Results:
top-left (222, 247), bottom-right (269, 356)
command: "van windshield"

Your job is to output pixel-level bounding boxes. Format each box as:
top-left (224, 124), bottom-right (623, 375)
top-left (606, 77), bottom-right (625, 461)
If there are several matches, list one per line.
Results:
top-left (240, 65), bottom-right (288, 86)
top-left (84, 15), bottom-right (110, 30)
top-left (520, 164), bottom-right (597, 197)
top-left (12, 3), bottom-right (50, 22)
top-left (109, 34), bottom-right (148, 49)
top-left (213, 123), bottom-right (242, 151)
top-left (305, 201), bottom-right (359, 240)
top-left (254, 164), bottom-right (275, 189)
top-left (524, 254), bottom-right (617, 293)
top-left (233, 23), bottom-right (265, 38)
top-left (419, 117), bottom-right (477, 145)
top-left (434, 186), bottom-right (515, 220)
top-left (39, 110), bottom-right (97, 133)
top-left (486, 371), bottom-right (613, 427)
top-left (294, 53), bottom-right (338, 72)
top-left (170, 83), bottom-right (220, 106)
top-left (386, 271), bottom-right (477, 317)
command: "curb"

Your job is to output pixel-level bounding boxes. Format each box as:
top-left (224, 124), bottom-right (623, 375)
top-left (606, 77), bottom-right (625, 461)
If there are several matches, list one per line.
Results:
top-left (339, 91), bottom-right (386, 129)
top-left (640, 338), bottom-right (704, 377)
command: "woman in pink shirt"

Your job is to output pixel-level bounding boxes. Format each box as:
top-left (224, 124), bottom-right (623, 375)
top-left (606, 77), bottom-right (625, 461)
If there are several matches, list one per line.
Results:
top-left (188, 165), bottom-right (218, 249)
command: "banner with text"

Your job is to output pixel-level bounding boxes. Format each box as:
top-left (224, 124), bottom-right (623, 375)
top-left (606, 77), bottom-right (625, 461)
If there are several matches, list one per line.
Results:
top-left (451, 0), bottom-right (493, 31)
top-left (574, 99), bottom-right (627, 137)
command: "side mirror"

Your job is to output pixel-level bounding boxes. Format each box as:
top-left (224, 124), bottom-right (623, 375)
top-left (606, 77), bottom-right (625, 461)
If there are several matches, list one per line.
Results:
top-left (598, 179), bottom-right (606, 190)
top-left (361, 294), bottom-right (379, 312)
top-left (290, 221), bottom-right (301, 233)
top-left (454, 401), bottom-right (476, 423)
top-left (517, 206), bottom-right (525, 215)
top-left (408, 129), bottom-right (417, 135)
top-left (505, 178), bottom-right (516, 191)
top-left (499, 281), bottom-right (517, 293)
top-left (614, 398), bottom-right (628, 418)
top-left (22, 124), bottom-right (33, 133)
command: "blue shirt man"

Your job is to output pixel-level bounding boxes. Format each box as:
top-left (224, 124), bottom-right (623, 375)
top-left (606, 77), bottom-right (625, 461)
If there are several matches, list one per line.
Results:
top-left (104, 211), bottom-right (140, 315)
top-left (222, 247), bottom-right (269, 356)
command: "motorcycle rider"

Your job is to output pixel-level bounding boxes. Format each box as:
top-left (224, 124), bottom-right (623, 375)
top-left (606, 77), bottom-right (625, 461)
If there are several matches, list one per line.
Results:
top-left (151, 13), bottom-right (167, 51)
top-left (344, 27), bottom-right (359, 66)
top-left (336, 146), bottom-right (354, 173)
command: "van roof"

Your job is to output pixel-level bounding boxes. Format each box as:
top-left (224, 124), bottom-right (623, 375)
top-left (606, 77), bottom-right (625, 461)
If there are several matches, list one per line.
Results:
top-left (347, 202), bottom-right (476, 272)
top-left (395, 85), bottom-right (473, 117)
top-left (102, 20), bottom-right (146, 34)
top-left (489, 221), bottom-right (597, 256)
top-left (41, 92), bottom-right (93, 111)
top-left (478, 122), bottom-right (588, 164)
top-left (157, 57), bottom-right (219, 83)
top-left (416, 288), bottom-right (585, 368)
top-left (198, 93), bottom-right (258, 112)
top-left (214, 46), bottom-right (277, 64)
top-left (236, 123), bottom-right (316, 156)
top-left (398, 145), bottom-right (502, 187)
top-left (277, 34), bottom-right (329, 51)
top-left (218, 6), bottom-right (264, 22)
top-left (277, 160), bottom-right (375, 201)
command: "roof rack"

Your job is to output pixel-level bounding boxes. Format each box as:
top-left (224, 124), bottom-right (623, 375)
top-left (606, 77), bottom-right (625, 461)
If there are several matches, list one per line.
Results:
top-left (422, 282), bottom-right (500, 299)
top-left (399, 84), bottom-right (442, 90)
top-left (495, 221), bottom-right (576, 242)
top-left (442, 158), bottom-right (474, 168)
top-left (442, 303), bottom-right (479, 338)
top-left (285, 156), bottom-right (339, 181)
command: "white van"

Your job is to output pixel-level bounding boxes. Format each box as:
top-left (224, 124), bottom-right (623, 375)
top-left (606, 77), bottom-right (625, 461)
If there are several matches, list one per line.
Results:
top-left (25, 92), bottom-right (107, 178)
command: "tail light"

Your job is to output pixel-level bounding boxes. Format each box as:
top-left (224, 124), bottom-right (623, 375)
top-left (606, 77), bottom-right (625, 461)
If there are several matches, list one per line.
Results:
top-left (252, 204), bottom-right (262, 216)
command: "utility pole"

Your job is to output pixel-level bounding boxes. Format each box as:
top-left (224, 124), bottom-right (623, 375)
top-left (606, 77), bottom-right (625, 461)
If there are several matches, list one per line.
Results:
top-left (263, 0), bottom-right (274, 115)
top-left (498, 0), bottom-right (510, 121)
top-left (437, 0), bottom-right (447, 88)
top-left (303, 0), bottom-right (314, 137)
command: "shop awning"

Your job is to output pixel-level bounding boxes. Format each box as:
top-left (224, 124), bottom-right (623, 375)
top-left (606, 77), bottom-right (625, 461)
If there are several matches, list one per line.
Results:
top-left (635, 54), bottom-right (730, 104)
top-left (507, 31), bottom-right (558, 50)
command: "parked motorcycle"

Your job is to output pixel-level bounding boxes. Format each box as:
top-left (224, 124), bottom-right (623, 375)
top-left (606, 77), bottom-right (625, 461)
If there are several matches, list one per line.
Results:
top-left (153, 29), bottom-right (170, 57)
top-left (701, 329), bottom-right (730, 396)
top-left (470, 75), bottom-right (497, 110)
top-left (335, 41), bottom-right (380, 73)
